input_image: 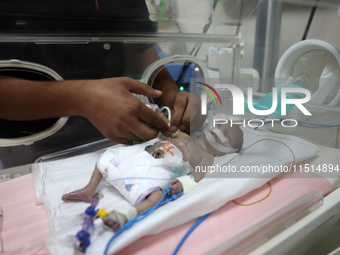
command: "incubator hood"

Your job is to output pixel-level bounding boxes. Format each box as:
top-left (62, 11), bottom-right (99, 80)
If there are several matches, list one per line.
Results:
top-left (1, 1), bottom-right (340, 255)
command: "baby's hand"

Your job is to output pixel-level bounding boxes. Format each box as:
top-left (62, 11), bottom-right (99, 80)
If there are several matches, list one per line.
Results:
top-left (169, 179), bottom-right (183, 194)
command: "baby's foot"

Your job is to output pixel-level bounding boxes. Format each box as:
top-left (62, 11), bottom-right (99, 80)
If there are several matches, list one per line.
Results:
top-left (61, 188), bottom-right (94, 203)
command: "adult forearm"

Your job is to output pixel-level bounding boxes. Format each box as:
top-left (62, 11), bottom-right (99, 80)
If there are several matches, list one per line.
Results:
top-left (0, 76), bottom-right (84, 120)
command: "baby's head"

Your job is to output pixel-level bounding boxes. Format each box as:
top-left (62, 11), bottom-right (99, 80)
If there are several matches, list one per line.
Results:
top-left (198, 123), bottom-right (243, 156)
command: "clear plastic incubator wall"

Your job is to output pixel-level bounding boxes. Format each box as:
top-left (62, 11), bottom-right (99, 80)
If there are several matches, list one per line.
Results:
top-left (1, 0), bottom-right (340, 255)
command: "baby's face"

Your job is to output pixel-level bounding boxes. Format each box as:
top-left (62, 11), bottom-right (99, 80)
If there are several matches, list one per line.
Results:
top-left (223, 124), bottom-right (243, 150)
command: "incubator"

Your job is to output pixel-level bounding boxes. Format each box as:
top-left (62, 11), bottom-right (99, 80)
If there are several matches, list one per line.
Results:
top-left (1, 0), bottom-right (340, 254)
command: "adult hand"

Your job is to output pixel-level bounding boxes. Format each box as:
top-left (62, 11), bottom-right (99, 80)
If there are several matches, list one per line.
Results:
top-left (150, 68), bottom-right (206, 135)
top-left (81, 77), bottom-right (170, 144)
top-left (0, 75), bottom-right (170, 144)
top-left (169, 91), bottom-right (206, 134)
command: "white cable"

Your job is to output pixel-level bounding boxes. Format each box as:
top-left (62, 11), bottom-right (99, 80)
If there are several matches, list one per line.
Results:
top-left (158, 105), bottom-right (181, 138)
top-left (159, 106), bottom-right (172, 124)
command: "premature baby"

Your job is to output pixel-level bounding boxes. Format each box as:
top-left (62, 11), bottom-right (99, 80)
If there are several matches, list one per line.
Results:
top-left (62, 123), bottom-right (243, 232)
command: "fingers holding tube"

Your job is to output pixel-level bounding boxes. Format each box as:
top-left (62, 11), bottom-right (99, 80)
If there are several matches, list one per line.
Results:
top-left (137, 104), bottom-right (170, 135)
top-left (113, 104), bottom-right (169, 143)
top-left (80, 77), bottom-right (172, 144)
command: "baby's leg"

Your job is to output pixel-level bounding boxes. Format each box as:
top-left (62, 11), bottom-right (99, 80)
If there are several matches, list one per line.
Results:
top-left (62, 166), bottom-right (102, 203)
top-left (103, 190), bottom-right (165, 232)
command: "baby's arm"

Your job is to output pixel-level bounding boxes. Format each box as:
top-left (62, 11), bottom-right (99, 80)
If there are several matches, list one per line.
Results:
top-left (169, 150), bottom-right (214, 194)
top-left (191, 152), bottom-right (214, 182)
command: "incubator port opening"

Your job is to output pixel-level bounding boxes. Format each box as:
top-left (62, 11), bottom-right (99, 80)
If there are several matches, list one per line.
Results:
top-left (0, 62), bottom-right (67, 146)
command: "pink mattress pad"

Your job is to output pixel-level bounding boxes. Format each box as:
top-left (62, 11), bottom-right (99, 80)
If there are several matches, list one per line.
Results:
top-left (0, 172), bottom-right (332, 255)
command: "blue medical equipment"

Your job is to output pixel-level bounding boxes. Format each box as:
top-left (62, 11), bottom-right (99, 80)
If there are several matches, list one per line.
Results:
top-left (75, 193), bottom-right (100, 254)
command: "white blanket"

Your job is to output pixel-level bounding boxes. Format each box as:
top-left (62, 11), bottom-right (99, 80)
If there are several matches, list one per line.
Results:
top-left (32, 127), bottom-right (319, 255)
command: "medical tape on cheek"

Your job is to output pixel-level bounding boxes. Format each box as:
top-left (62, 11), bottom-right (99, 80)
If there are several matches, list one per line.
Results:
top-left (176, 175), bottom-right (198, 194)
top-left (212, 128), bottom-right (228, 145)
top-left (160, 142), bottom-right (175, 156)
